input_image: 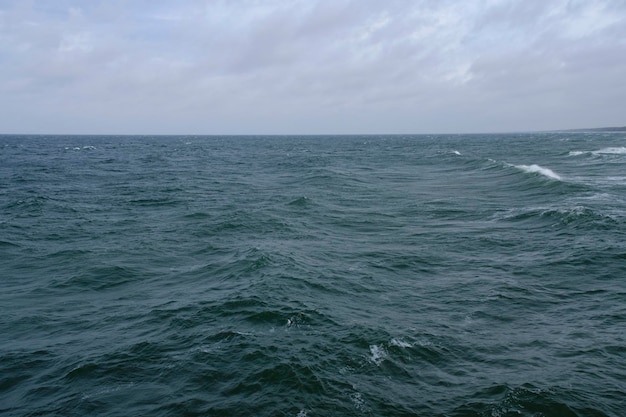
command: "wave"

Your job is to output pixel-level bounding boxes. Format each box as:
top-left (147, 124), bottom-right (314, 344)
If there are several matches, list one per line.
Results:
top-left (287, 196), bottom-right (311, 207)
top-left (389, 338), bottom-right (413, 348)
top-left (569, 146), bottom-right (626, 156)
top-left (594, 146), bottom-right (626, 155)
top-left (470, 158), bottom-right (562, 182)
top-left (494, 204), bottom-right (619, 230)
top-left (65, 145), bottom-right (97, 151)
top-left (514, 164), bottom-right (561, 180)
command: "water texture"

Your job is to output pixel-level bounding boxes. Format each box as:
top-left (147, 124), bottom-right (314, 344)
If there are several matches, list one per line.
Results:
top-left (1, 133), bottom-right (625, 416)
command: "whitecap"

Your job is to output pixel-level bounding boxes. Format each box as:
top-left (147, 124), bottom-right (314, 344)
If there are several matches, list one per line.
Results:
top-left (568, 151), bottom-right (586, 156)
top-left (452, 150), bottom-right (461, 156)
top-left (516, 164), bottom-right (561, 180)
top-left (389, 338), bottom-right (412, 348)
top-left (593, 146), bottom-right (626, 155)
top-left (369, 344), bottom-right (387, 365)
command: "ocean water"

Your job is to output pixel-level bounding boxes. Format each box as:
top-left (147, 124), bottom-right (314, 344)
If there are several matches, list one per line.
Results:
top-left (1, 133), bottom-right (625, 417)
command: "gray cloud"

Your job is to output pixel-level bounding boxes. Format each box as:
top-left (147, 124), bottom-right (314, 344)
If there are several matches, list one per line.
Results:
top-left (1, 0), bottom-right (624, 134)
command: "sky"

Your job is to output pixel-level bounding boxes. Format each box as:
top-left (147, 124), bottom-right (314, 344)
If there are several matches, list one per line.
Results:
top-left (1, 0), bottom-right (625, 134)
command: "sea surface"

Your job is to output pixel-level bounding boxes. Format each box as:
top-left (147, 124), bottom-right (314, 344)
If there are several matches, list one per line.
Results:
top-left (1, 133), bottom-right (625, 417)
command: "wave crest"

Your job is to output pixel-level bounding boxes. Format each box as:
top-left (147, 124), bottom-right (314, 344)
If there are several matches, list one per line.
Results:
top-left (594, 146), bottom-right (626, 155)
top-left (515, 164), bottom-right (561, 180)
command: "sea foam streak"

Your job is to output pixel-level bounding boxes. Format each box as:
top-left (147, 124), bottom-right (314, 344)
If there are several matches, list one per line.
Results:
top-left (515, 164), bottom-right (561, 180)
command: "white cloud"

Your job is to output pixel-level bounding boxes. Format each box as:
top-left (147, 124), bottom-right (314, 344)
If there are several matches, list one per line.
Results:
top-left (0, 0), bottom-right (625, 133)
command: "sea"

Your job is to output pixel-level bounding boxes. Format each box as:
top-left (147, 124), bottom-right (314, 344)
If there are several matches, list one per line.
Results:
top-left (1, 133), bottom-right (624, 417)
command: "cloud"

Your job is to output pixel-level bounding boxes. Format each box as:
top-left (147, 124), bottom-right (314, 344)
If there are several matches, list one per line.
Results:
top-left (0, 0), bottom-right (625, 133)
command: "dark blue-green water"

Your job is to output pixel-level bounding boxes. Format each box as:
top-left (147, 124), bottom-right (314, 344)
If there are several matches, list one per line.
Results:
top-left (1, 134), bottom-right (625, 416)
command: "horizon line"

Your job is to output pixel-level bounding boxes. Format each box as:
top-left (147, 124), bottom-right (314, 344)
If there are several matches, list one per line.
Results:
top-left (1, 126), bottom-right (624, 137)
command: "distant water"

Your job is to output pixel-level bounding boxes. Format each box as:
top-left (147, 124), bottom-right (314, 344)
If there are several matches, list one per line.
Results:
top-left (1, 133), bottom-right (625, 417)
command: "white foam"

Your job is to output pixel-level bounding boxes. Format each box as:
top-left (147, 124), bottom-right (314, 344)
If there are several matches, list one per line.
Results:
top-left (349, 392), bottom-right (368, 411)
top-left (593, 147), bottom-right (626, 155)
top-left (296, 409), bottom-right (308, 417)
top-left (452, 150), bottom-right (461, 156)
top-left (516, 164), bottom-right (561, 180)
top-left (66, 146), bottom-right (96, 151)
top-left (389, 338), bottom-right (412, 348)
top-left (569, 147), bottom-right (626, 156)
top-left (369, 344), bottom-right (387, 366)
top-left (197, 346), bottom-right (215, 354)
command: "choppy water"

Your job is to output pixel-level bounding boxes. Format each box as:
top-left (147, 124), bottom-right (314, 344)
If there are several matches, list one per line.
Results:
top-left (1, 133), bottom-right (625, 416)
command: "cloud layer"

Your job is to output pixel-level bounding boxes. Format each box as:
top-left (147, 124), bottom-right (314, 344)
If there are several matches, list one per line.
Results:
top-left (1, 0), bottom-right (625, 134)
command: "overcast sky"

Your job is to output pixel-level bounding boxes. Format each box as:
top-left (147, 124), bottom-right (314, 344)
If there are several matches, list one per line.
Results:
top-left (1, 0), bottom-right (625, 134)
